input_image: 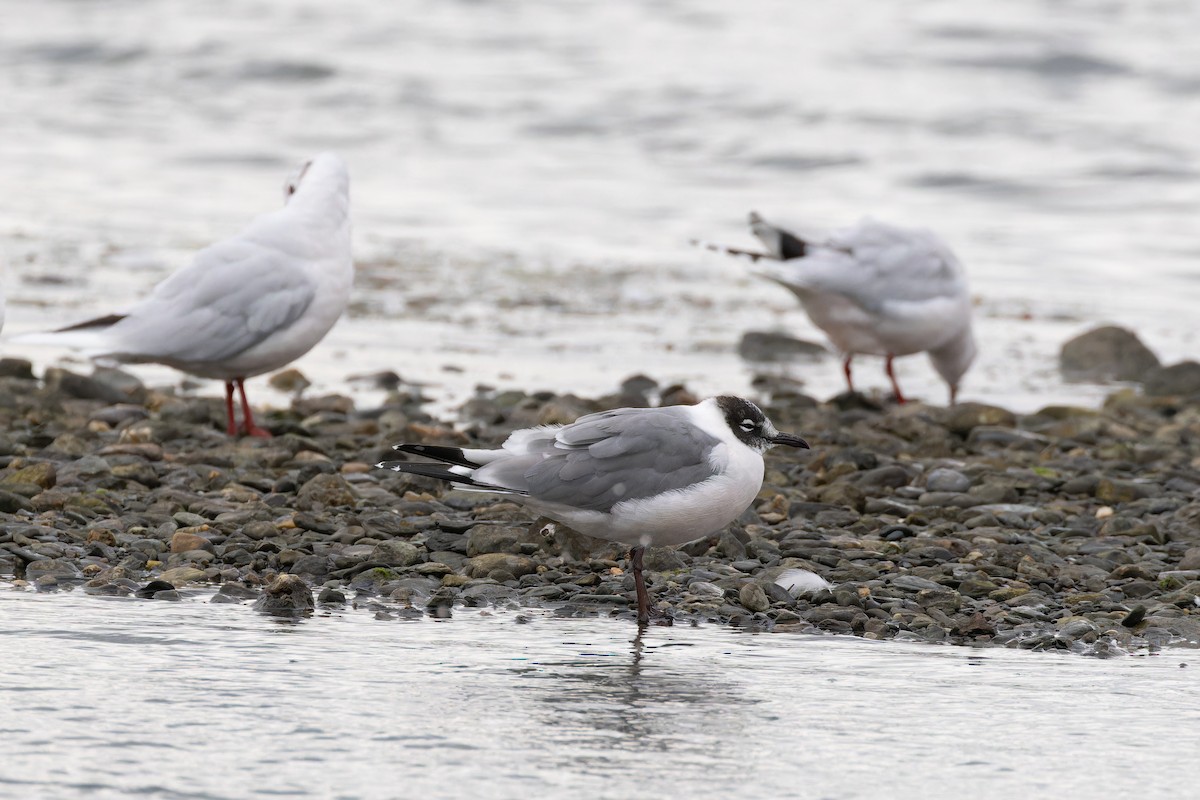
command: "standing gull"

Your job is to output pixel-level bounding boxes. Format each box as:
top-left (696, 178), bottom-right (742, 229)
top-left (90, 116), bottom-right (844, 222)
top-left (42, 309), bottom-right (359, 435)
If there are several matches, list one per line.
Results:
top-left (698, 212), bottom-right (975, 404)
top-left (20, 153), bottom-right (352, 436)
top-left (378, 396), bottom-right (810, 625)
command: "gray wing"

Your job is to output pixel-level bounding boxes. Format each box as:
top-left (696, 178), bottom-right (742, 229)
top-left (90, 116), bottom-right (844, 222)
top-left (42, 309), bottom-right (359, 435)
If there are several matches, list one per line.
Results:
top-left (479, 408), bottom-right (722, 513)
top-left (107, 236), bottom-right (315, 364)
top-left (755, 219), bottom-right (966, 312)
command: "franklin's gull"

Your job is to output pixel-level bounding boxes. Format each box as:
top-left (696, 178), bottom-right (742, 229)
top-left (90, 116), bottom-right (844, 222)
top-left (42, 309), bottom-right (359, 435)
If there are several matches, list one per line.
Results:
top-left (378, 395), bottom-right (810, 625)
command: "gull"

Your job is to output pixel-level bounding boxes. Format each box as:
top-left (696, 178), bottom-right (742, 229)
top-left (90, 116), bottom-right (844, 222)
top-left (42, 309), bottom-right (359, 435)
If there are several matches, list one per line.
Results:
top-left (19, 153), bottom-right (352, 436)
top-left (696, 212), bottom-right (976, 404)
top-left (378, 396), bottom-right (810, 625)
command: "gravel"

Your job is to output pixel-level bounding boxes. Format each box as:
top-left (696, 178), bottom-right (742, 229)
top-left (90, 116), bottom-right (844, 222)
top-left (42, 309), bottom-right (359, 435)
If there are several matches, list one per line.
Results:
top-left (2, 359), bottom-right (1199, 656)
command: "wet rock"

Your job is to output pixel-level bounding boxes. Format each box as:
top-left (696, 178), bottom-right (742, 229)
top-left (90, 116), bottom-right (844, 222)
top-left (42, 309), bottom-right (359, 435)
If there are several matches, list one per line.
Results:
top-left (210, 583), bottom-right (261, 603)
top-left (0, 358), bottom-right (35, 380)
top-left (135, 579), bottom-right (178, 599)
top-left (643, 547), bottom-right (688, 572)
top-left (1142, 361), bottom-right (1200, 397)
top-left (925, 468), bottom-right (971, 493)
top-left (157, 566), bottom-right (207, 586)
top-left (295, 473), bottom-right (356, 510)
top-left (1, 462), bottom-right (57, 490)
top-left (254, 574), bottom-right (315, 616)
top-left (737, 331), bottom-right (826, 362)
top-left (967, 426), bottom-right (1050, 450)
top-left (466, 524), bottom-right (538, 556)
top-left (25, 559), bottom-right (81, 582)
top-left (1059, 325), bottom-right (1160, 382)
top-left (317, 587), bottom-right (347, 605)
top-left (170, 531), bottom-right (214, 553)
top-left (738, 582), bottom-right (771, 613)
top-left (43, 367), bottom-right (129, 403)
top-left (941, 403), bottom-right (1017, 435)
top-left (1095, 478), bottom-right (1160, 504)
top-left (851, 465), bottom-right (913, 490)
top-left (1178, 549), bottom-right (1200, 572)
top-left (369, 540), bottom-right (420, 567)
top-left (0, 490), bottom-right (34, 513)
top-left (269, 368), bottom-right (312, 394)
top-left (465, 553), bottom-right (537, 579)
top-left (290, 554), bottom-right (332, 577)
top-left (808, 483), bottom-right (866, 512)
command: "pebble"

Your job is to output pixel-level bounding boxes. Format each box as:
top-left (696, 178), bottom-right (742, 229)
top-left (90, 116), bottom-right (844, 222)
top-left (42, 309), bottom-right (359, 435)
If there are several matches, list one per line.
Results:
top-left (0, 369), bottom-right (1198, 656)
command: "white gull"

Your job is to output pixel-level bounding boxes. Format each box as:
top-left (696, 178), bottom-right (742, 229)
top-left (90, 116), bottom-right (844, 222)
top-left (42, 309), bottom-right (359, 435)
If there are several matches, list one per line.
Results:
top-left (698, 212), bottom-right (976, 404)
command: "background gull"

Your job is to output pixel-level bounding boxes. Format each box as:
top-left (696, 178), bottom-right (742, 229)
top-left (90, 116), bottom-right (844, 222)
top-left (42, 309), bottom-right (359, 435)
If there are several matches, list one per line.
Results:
top-left (17, 153), bottom-right (353, 436)
top-left (698, 212), bottom-right (976, 404)
top-left (378, 395), bottom-right (809, 625)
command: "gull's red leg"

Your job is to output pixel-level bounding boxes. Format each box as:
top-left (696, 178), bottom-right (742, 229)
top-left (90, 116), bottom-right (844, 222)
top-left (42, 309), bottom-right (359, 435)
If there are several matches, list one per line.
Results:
top-left (235, 378), bottom-right (272, 438)
top-left (223, 381), bottom-right (238, 437)
top-left (631, 546), bottom-right (650, 626)
top-left (885, 355), bottom-right (906, 404)
top-left (842, 355), bottom-right (855, 393)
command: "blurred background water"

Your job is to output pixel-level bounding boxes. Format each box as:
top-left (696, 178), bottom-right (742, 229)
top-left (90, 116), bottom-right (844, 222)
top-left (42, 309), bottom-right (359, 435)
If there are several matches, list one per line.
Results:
top-left (1, 0), bottom-right (1198, 409)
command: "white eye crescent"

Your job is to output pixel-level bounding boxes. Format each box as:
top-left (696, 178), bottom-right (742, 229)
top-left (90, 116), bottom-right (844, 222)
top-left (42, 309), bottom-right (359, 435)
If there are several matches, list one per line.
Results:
top-left (740, 419), bottom-right (756, 431)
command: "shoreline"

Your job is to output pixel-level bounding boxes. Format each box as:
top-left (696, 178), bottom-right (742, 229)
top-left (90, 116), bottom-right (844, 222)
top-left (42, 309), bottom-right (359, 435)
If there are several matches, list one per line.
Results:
top-left (1, 360), bottom-right (1198, 657)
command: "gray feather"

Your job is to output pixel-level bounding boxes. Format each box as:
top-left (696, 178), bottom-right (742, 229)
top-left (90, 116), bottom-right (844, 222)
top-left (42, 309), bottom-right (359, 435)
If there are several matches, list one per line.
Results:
top-left (476, 407), bottom-right (721, 513)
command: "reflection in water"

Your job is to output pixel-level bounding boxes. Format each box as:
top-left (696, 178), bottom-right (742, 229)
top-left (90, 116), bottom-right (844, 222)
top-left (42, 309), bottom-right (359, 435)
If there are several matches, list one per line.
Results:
top-left (519, 626), bottom-right (760, 775)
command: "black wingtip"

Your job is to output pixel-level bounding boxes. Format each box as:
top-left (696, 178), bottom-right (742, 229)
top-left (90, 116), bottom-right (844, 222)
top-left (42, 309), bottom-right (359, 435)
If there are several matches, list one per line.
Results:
top-left (390, 443), bottom-right (480, 469)
top-left (56, 313), bottom-right (127, 333)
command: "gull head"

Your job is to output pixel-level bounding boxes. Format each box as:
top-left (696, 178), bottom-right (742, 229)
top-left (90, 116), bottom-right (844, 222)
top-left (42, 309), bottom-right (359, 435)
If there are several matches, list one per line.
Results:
top-left (715, 395), bottom-right (810, 454)
top-left (929, 326), bottom-right (978, 405)
top-left (283, 152), bottom-right (349, 203)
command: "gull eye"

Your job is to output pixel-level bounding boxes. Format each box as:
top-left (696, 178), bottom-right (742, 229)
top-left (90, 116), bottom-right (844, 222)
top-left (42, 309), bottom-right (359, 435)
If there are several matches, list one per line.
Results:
top-left (740, 419), bottom-right (757, 432)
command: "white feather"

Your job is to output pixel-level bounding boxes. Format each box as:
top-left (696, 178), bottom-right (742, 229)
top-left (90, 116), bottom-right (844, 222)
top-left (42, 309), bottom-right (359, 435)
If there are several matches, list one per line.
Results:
top-left (775, 568), bottom-right (833, 595)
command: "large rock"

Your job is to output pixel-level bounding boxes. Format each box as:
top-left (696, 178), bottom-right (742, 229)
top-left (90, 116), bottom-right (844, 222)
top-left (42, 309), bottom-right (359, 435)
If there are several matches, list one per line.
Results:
top-left (254, 574), bottom-right (315, 616)
top-left (43, 367), bottom-right (129, 403)
top-left (940, 403), bottom-right (1017, 435)
top-left (369, 540), bottom-right (421, 567)
top-left (466, 524), bottom-right (539, 556)
top-left (1, 462), bottom-right (57, 490)
top-left (737, 331), bottom-right (826, 362)
top-left (1059, 325), bottom-right (1160, 382)
top-left (1142, 361), bottom-right (1200, 397)
top-left (465, 553), bottom-right (538, 579)
top-left (170, 530), bottom-right (214, 553)
top-left (295, 473), bottom-right (356, 510)
top-left (158, 566), bottom-right (207, 585)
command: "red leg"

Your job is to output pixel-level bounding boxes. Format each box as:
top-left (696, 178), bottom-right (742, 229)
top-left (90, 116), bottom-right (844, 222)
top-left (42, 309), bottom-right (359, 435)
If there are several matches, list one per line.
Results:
top-left (842, 355), bottom-right (855, 393)
top-left (235, 378), bottom-right (272, 438)
top-left (885, 355), bottom-right (906, 404)
top-left (223, 381), bottom-right (238, 436)
top-left (631, 546), bottom-right (650, 626)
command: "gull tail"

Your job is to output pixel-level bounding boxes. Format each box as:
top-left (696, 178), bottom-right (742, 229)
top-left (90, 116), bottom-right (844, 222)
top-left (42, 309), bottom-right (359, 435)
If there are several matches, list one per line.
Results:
top-left (12, 313), bottom-right (126, 351)
top-left (375, 459), bottom-right (525, 495)
top-left (689, 238), bottom-right (771, 262)
top-left (748, 211), bottom-right (808, 261)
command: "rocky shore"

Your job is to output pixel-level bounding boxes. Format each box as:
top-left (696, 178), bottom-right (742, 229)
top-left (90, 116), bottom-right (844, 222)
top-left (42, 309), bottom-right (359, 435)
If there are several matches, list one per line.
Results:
top-left (2, 355), bottom-right (1199, 657)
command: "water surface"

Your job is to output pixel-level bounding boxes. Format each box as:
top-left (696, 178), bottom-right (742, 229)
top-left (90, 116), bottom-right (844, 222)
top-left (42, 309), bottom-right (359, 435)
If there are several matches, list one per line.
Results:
top-left (1, 590), bottom-right (1194, 799)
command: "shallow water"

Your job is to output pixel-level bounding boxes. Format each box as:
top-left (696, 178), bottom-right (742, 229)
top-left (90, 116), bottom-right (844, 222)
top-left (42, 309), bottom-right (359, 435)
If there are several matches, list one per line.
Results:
top-left (1, 0), bottom-right (1198, 413)
top-left (0, 589), bottom-right (1195, 800)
